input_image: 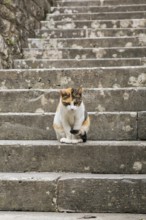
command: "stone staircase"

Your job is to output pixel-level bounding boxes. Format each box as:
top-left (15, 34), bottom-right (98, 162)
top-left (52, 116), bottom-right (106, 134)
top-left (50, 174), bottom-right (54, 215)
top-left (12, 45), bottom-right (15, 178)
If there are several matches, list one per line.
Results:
top-left (0, 0), bottom-right (146, 218)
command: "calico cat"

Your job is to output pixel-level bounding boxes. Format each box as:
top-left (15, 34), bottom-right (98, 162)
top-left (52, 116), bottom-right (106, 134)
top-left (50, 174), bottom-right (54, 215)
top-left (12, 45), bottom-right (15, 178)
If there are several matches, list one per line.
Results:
top-left (53, 87), bottom-right (90, 144)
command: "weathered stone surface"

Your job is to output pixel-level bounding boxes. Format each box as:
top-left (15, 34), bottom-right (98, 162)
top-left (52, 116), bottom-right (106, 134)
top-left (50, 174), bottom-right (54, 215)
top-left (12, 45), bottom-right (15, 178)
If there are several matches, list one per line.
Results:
top-left (138, 112), bottom-right (146, 140)
top-left (0, 140), bottom-right (146, 174)
top-left (0, 67), bottom-right (146, 89)
top-left (55, 0), bottom-right (146, 7)
top-left (23, 47), bottom-right (146, 59)
top-left (38, 28), bottom-right (146, 39)
top-left (58, 174), bottom-right (146, 213)
top-left (0, 88), bottom-right (146, 113)
top-left (48, 12), bottom-right (146, 21)
top-left (0, 0), bottom-right (52, 69)
top-left (41, 19), bottom-right (146, 29)
top-left (0, 172), bottom-right (59, 211)
top-left (0, 112), bottom-right (137, 140)
top-left (50, 5), bottom-right (146, 13)
top-left (27, 37), bottom-right (144, 49)
top-left (0, 212), bottom-right (146, 220)
top-left (14, 58), bottom-right (141, 69)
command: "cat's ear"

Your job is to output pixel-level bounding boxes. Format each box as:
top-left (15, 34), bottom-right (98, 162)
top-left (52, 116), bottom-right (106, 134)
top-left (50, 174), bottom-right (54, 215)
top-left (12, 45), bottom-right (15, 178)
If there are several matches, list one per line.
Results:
top-left (60, 89), bottom-right (66, 96)
top-left (78, 87), bottom-right (83, 95)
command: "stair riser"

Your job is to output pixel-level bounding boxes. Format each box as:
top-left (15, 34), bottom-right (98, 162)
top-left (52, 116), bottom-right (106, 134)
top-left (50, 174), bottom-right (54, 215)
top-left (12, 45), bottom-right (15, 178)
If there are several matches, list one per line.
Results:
top-left (28, 37), bottom-right (144, 49)
top-left (1, 142), bottom-right (146, 173)
top-left (0, 177), bottom-right (57, 212)
top-left (14, 59), bottom-right (142, 69)
top-left (0, 175), bottom-right (145, 213)
top-left (24, 48), bottom-right (146, 59)
top-left (47, 12), bottom-right (146, 21)
top-left (58, 177), bottom-right (146, 213)
top-left (50, 5), bottom-right (146, 13)
top-left (0, 89), bottom-right (146, 113)
top-left (55, 0), bottom-right (146, 7)
top-left (38, 29), bottom-right (146, 39)
top-left (1, 68), bottom-right (146, 89)
top-left (0, 113), bottom-right (138, 140)
top-left (138, 112), bottom-right (146, 140)
top-left (41, 19), bottom-right (146, 29)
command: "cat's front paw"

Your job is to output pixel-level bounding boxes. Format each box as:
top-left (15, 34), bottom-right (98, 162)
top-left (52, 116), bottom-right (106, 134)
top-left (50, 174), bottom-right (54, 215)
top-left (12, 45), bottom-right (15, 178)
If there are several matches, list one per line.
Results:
top-left (79, 129), bottom-right (87, 143)
top-left (60, 138), bottom-right (72, 144)
top-left (71, 139), bottom-right (83, 144)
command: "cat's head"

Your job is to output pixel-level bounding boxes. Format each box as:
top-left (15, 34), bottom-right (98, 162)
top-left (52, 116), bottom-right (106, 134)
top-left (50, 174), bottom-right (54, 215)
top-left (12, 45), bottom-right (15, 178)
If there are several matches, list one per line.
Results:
top-left (60, 87), bottom-right (82, 111)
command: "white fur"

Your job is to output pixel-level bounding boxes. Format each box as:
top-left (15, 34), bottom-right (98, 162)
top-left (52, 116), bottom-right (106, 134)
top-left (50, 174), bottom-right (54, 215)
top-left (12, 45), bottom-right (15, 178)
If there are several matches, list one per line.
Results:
top-left (53, 99), bottom-right (89, 143)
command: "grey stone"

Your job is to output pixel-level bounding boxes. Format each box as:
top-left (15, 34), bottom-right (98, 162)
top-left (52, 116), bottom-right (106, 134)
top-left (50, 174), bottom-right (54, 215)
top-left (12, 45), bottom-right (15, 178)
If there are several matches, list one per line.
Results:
top-left (58, 174), bottom-right (146, 213)
top-left (0, 88), bottom-right (146, 112)
top-left (48, 12), bottom-right (146, 21)
top-left (138, 112), bottom-right (146, 140)
top-left (27, 37), bottom-right (144, 49)
top-left (0, 212), bottom-right (145, 220)
top-left (55, 0), bottom-right (146, 7)
top-left (50, 5), bottom-right (146, 13)
top-left (0, 172), bottom-right (59, 211)
top-left (0, 0), bottom-right (53, 69)
top-left (0, 140), bottom-right (146, 174)
top-left (0, 67), bottom-right (146, 89)
top-left (23, 47), bottom-right (146, 59)
top-left (38, 28), bottom-right (146, 39)
top-left (0, 112), bottom-right (137, 140)
top-left (41, 19), bottom-right (146, 29)
top-left (14, 58), bottom-right (141, 69)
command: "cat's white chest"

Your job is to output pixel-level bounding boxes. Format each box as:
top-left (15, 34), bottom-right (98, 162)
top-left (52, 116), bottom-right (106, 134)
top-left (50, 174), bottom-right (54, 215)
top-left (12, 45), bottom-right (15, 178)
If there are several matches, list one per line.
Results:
top-left (67, 111), bottom-right (75, 126)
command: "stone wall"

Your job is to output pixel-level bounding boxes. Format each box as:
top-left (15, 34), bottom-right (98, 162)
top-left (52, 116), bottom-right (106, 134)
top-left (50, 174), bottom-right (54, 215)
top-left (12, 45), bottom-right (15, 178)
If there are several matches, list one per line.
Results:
top-left (0, 0), bottom-right (53, 69)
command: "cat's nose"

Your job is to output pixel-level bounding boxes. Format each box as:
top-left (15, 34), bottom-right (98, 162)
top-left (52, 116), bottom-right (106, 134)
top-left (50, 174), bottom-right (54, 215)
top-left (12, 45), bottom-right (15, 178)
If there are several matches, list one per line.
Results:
top-left (70, 106), bottom-right (75, 110)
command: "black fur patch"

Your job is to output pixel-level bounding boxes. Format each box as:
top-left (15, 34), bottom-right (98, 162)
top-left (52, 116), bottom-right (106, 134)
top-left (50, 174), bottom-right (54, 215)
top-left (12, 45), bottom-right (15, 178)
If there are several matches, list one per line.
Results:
top-left (80, 132), bottom-right (87, 143)
top-left (70, 129), bottom-right (79, 135)
top-left (70, 129), bottom-right (87, 143)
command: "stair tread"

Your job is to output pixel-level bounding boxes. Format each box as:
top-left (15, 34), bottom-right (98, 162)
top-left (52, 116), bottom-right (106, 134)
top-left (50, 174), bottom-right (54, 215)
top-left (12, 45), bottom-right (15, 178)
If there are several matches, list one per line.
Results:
top-left (0, 139), bottom-right (145, 146)
top-left (0, 172), bottom-right (145, 179)
top-left (0, 212), bottom-right (145, 220)
top-left (41, 18), bottom-right (146, 22)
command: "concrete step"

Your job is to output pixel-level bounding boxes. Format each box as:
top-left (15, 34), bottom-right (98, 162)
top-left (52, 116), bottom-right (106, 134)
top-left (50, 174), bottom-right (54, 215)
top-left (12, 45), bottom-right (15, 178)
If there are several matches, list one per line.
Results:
top-left (41, 18), bottom-right (146, 29)
top-left (0, 67), bottom-right (146, 89)
top-left (23, 47), bottom-right (146, 59)
top-left (27, 37), bottom-right (144, 49)
top-left (50, 4), bottom-right (146, 13)
top-left (0, 212), bottom-right (146, 220)
top-left (55, 0), bottom-right (146, 7)
top-left (57, 173), bottom-right (146, 213)
top-left (0, 88), bottom-right (146, 113)
top-left (14, 58), bottom-right (143, 69)
top-left (0, 140), bottom-right (146, 174)
top-left (0, 172), bottom-right (145, 212)
top-left (38, 28), bottom-right (146, 39)
top-left (138, 112), bottom-right (146, 140)
top-left (47, 11), bottom-right (146, 21)
top-left (0, 172), bottom-right (59, 211)
top-left (0, 112), bottom-right (139, 140)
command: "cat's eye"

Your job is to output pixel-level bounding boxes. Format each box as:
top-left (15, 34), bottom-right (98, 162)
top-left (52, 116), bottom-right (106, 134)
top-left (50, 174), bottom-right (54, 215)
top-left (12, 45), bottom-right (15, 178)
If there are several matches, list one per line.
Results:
top-left (74, 101), bottom-right (81, 106)
top-left (62, 94), bottom-right (70, 99)
top-left (63, 102), bottom-right (70, 106)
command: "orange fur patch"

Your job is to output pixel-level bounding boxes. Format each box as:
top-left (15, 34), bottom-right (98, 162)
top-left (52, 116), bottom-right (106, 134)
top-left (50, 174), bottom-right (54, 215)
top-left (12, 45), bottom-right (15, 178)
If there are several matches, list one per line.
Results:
top-left (61, 88), bottom-right (73, 103)
top-left (82, 116), bottom-right (90, 127)
top-left (53, 123), bottom-right (63, 131)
